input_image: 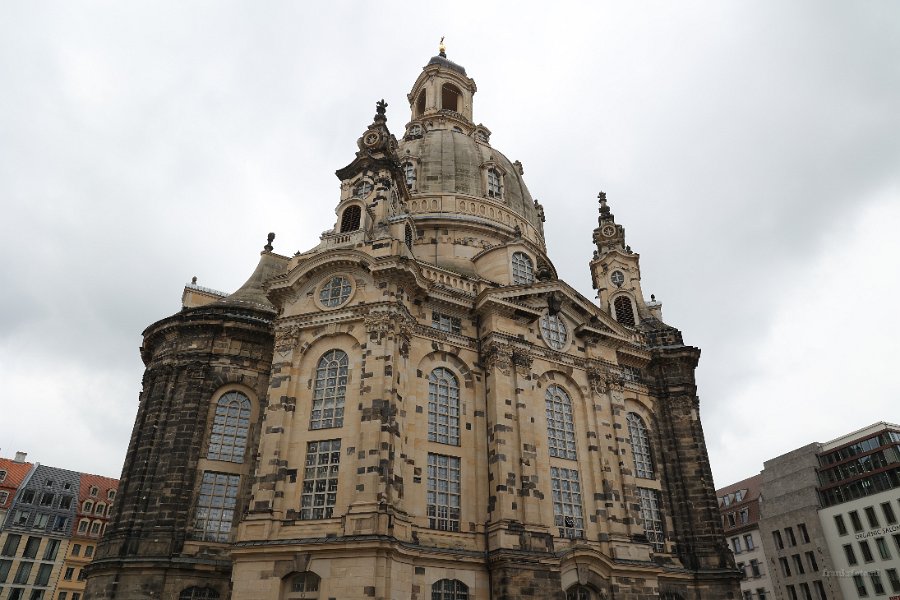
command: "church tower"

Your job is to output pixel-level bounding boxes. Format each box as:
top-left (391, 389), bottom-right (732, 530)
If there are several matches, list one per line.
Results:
top-left (86, 49), bottom-right (740, 600)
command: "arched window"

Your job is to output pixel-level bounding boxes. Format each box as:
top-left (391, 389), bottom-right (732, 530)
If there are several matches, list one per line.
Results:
top-left (566, 586), bottom-right (592, 600)
top-left (540, 314), bottom-right (568, 350)
top-left (441, 84), bottom-right (461, 112)
top-left (83, 500), bottom-right (93, 513)
top-left (613, 296), bottom-right (636, 327)
top-left (207, 391), bottom-right (251, 463)
top-left (416, 92), bottom-right (426, 117)
top-left (311, 350), bottom-right (348, 429)
top-left (179, 587), bottom-right (220, 600)
top-left (545, 384), bottom-right (576, 460)
top-left (286, 572), bottom-right (320, 597)
top-left (405, 224), bottom-right (414, 251)
top-left (353, 181), bottom-right (372, 198)
top-left (487, 168), bottom-right (502, 198)
top-left (403, 162), bottom-right (416, 189)
top-left (428, 368), bottom-right (460, 446)
top-left (340, 205), bottom-right (361, 233)
top-left (95, 502), bottom-right (106, 516)
top-left (511, 252), bottom-right (534, 285)
top-left (627, 413), bottom-right (655, 479)
top-left (432, 579), bottom-right (468, 600)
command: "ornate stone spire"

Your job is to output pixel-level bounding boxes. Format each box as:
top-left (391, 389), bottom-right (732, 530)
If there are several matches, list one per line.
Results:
top-left (592, 191), bottom-right (627, 255)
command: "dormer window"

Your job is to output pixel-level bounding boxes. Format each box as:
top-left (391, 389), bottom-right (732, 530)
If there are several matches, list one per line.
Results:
top-left (511, 252), bottom-right (535, 285)
top-left (353, 181), bottom-right (372, 198)
top-left (339, 205), bottom-right (361, 233)
top-left (487, 168), bottom-right (502, 199)
top-left (441, 83), bottom-right (462, 112)
top-left (403, 162), bottom-right (416, 189)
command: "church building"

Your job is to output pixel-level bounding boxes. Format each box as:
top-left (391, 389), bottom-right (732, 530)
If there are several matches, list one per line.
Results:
top-left (84, 48), bottom-right (740, 600)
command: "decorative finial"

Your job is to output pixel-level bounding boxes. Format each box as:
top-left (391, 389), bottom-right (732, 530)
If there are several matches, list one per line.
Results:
top-left (191, 276), bottom-right (197, 284)
top-left (264, 232), bottom-right (275, 252)
top-left (598, 191), bottom-right (611, 217)
top-left (651, 294), bottom-right (656, 302)
top-left (376, 99), bottom-right (388, 117)
top-left (439, 36), bottom-right (446, 58)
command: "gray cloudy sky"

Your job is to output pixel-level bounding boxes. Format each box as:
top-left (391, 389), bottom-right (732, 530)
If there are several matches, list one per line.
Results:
top-left (1, 2), bottom-right (897, 487)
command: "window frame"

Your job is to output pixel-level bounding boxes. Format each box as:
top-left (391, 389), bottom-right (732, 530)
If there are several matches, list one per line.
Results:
top-left (510, 251), bottom-right (534, 285)
top-left (428, 367), bottom-right (461, 446)
top-left (206, 390), bottom-right (253, 463)
top-left (310, 350), bottom-right (349, 430)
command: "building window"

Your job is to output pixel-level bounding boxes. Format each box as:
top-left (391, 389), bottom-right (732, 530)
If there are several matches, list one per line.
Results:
top-left (300, 439), bottom-right (341, 520)
top-left (545, 384), bottom-right (577, 460)
top-left (566, 587), bottom-right (590, 600)
top-left (876, 536), bottom-right (891, 560)
top-left (59, 495), bottom-right (72, 510)
top-left (41, 540), bottom-right (59, 561)
top-left (339, 205), bottom-right (362, 233)
top-left (798, 523), bottom-right (810, 543)
top-left (813, 581), bottom-right (826, 600)
top-left (403, 162), bottom-right (416, 189)
top-left (84, 500), bottom-right (93, 513)
top-left (864, 505), bottom-right (880, 528)
top-left (13, 561), bottom-right (32, 584)
top-left (441, 83), bottom-right (462, 112)
top-left (0, 490), bottom-right (7, 505)
top-left (78, 519), bottom-right (89, 534)
top-left (319, 276), bottom-right (353, 308)
top-left (108, 489), bottom-right (116, 501)
top-left (805, 551), bottom-right (818, 572)
top-left (882, 501), bottom-right (898, 525)
top-left (511, 252), bottom-right (534, 285)
top-left (613, 296), bottom-right (636, 326)
top-left (8, 590), bottom-right (24, 600)
top-left (432, 312), bottom-right (461, 335)
top-left (757, 589), bottom-right (767, 600)
top-left (792, 554), bottom-right (805, 575)
top-left (415, 92), bottom-right (426, 117)
top-left (22, 537), bottom-right (40, 559)
top-left (427, 454), bottom-right (461, 531)
top-left (405, 224), bottom-right (414, 250)
top-left (744, 533), bottom-right (754, 550)
top-left (779, 557), bottom-right (791, 577)
top-left (84, 545), bottom-right (94, 558)
top-left (35, 564), bottom-right (52, 586)
top-left (859, 539), bottom-right (874, 562)
top-left (626, 412), bottom-right (655, 479)
top-left (0, 470), bottom-right (5, 482)
top-left (552, 467), bottom-right (584, 539)
top-left (539, 314), bottom-right (568, 350)
top-left (89, 486), bottom-right (98, 496)
top-left (731, 537), bottom-right (742, 554)
top-left (853, 574), bottom-right (868, 597)
top-left (192, 471), bottom-right (240, 542)
top-left (31, 513), bottom-right (48, 529)
top-left (432, 579), bottom-right (468, 600)
top-left (21, 490), bottom-right (34, 504)
top-left (849, 510), bottom-right (863, 532)
top-left (206, 391), bottom-right (251, 463)
top-left (353, 181), bottom-right (372, 198)
top-left (428, 368), bottom-right (461, 446)
top-left (637, 487), bottom-right (665, 552)
top-left (742, 591), bottom-right (752, 600)
top-left (486, 168), bottom-right (502, 198)
top-left (843, 543), bottom-right (857, 565)
top-left (834, 514), bottom-right (848, 535)
top-left (39, 493), bottom-right (54, 507)
top-left (95, 502), bottom-right (105, 515)
top-left (178, 588), bottom-right (220, 600)
top-left (64, 567), bottom-right (74, 580)
top-left (287, 572), bottom-right (320, 597)
top-left (2, 535), bottom-right (21, 557)
top-left (0, 559), bottom-right (11, 583)
top-left (799, 583), bottom-right (812, 600)
top-left (90, 521), bottom-right (102, 535)
top-left (773, 530), bottom-right (784, 549)
top-left (750, 559), bottom-right (761, 577)
top-left (310, 349), bottom-right (348, 430)
top-left (886, 568), bottom-right (900, 593)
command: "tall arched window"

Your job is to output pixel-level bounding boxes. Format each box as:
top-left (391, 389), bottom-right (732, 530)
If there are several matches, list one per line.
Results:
top-left (311, 350), bottom-right (348, 429)
top-left (405, 224), bottom-right (414, 251)
top-left (340, 205), bottom-right (361, 233)
top-left (627, 412), bottom-right (655, 479)
top-left (179, 587), bottom-right (220, 600)
top-left (403, 161), bottom-right (416, 189)
top-left (613, 296), bottom-right (636, 326)
top-left (487, 168), bottom-right (502, 198)
top-left (566, 586), bottom-right (591, 600)
top-left (428, 368), bottom-right (460, 446)
top-left (353, 181), bottom-right (372, 198)
top-left (416, 92), bottom-right (426, 117)
top-left (207, 391), bottom-right (251, 463)
top-left (546, 384), bottom-right (576, 460)
top-left (511, 252), bottom-right (534, 285)
top-left (441, 83), bottom-right (461, 112)
top-left (432, 579), bottom-right (468, 600)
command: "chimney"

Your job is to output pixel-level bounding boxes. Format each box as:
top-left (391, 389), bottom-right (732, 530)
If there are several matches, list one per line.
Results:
top-left (14, 451), bottom-right (27, 463)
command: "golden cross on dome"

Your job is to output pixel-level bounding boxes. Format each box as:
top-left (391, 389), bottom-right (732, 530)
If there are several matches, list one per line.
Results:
top-left (439, 36), bottom-right (446, 58)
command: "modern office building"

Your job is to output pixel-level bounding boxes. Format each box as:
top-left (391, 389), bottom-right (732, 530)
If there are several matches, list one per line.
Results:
top-left (84, 49), bottom-right (741, 599)
top-left (717, 475), bottom-right (775, 600)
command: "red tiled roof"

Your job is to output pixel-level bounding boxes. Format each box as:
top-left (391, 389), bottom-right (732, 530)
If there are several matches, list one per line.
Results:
top-left (0, 457), bottom-right (35, 510)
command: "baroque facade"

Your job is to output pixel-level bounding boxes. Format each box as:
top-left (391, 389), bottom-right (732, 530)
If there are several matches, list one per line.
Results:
top-left (85, 51), bottom-right (740, 600)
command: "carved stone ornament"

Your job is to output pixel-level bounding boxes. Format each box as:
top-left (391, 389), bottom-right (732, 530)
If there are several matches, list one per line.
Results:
top-left (274, 325), bottom-right (301, 352)
top-left (511, 350), bottom-right (533, 372)
top-left (481, 343), bottom-right (513, 374)
top-left (587, 368), bottom-right (609, 394)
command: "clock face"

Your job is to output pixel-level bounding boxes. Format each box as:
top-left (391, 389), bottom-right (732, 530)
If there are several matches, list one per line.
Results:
top-left (602, 225), bottom-right (616, 237)
top-left (611, 270), bottom-right (625, 287)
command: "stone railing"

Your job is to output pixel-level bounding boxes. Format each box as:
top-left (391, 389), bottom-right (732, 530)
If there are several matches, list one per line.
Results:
top-left (420, 266), bottom-right (480, 295)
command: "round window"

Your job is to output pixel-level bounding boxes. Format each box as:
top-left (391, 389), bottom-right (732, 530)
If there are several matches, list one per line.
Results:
top-left (319, 276), bottom-right (353, 308)
top-left (540, 314), bottom-right (568, 350)
top-left (611, 270), bottom-right (625, 287)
